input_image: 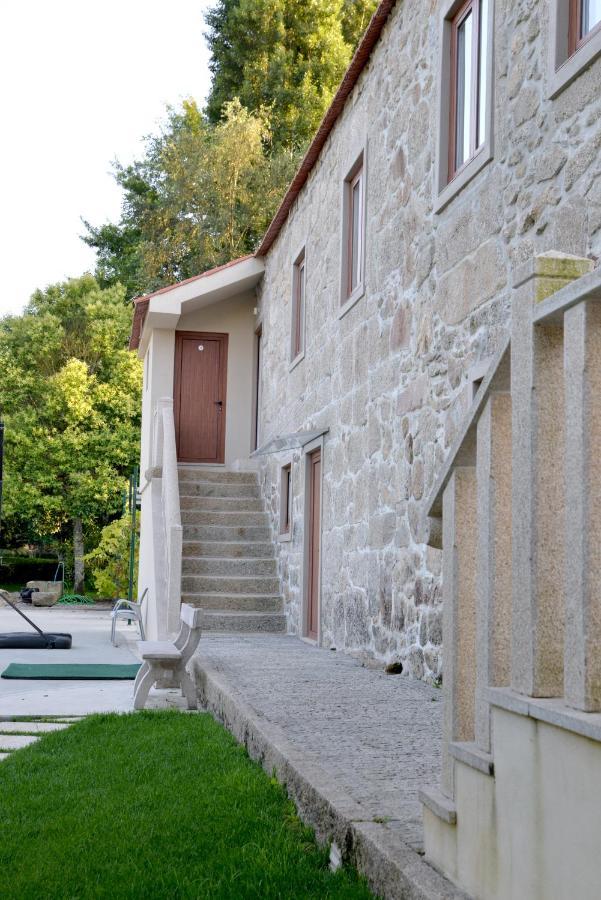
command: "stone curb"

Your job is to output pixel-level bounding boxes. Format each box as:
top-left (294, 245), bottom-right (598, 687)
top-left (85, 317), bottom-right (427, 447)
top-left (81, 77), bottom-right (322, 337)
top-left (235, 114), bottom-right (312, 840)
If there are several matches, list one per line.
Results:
top-left (191, 657), bottom-right (467, 900)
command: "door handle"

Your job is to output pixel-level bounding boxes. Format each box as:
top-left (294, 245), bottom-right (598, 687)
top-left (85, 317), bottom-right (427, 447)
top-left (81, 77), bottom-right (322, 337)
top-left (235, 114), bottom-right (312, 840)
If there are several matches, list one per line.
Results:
top-left (215, 400), bottom-right (223, 409)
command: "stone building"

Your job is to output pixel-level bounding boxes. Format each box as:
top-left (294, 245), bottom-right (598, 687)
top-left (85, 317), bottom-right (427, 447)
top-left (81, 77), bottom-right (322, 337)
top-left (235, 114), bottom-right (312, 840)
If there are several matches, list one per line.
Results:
top-left (131, 1), bottom-right (601, 896)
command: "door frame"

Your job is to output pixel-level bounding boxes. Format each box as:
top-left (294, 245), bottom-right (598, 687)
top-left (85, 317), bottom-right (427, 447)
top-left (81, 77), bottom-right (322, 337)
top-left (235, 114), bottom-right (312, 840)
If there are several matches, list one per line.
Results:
top-left (173, 330), bottom-right (228, 465)
top-left (302, 436), bottom-right (324, 642)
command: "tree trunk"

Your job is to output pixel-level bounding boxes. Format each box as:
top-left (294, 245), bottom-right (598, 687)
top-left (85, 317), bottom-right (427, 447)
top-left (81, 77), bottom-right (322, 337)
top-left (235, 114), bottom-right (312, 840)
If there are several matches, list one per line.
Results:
top-left (73, 518), bottom-right (85, 594)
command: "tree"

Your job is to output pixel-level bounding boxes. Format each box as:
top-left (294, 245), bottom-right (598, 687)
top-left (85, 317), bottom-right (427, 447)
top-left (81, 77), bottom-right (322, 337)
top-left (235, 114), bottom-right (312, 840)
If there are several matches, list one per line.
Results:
top-left (205, 0), bottom-right (379, 150)
top-left (84, 99), bottom-right (299, 299)
top-left (0, 276), bottom-right (142, 592)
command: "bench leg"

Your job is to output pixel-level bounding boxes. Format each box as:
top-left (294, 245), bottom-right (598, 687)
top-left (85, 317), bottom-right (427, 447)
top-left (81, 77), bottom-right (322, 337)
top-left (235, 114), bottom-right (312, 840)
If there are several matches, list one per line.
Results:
top-left (134, 665), bottom-right (156, 710)
top-left (133, 661), bottom-right (149, 694)
top-left (180, 670), bottom-right (197, 710)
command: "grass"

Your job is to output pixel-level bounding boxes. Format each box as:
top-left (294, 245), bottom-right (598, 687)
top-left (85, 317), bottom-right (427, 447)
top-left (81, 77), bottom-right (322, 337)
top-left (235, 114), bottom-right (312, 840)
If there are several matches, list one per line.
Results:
top-left (0, 711), bottom-right (374, 900)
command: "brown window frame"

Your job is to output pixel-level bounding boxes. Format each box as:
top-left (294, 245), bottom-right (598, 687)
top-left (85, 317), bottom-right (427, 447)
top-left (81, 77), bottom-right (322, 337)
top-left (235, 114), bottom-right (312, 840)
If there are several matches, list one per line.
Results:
top-left (279, 463), bottom-right (292, 537)
top-left (291, 250), bottom-right (306, 362)
top-left (344, 163), bottom-right (364, 302)
top-left (569, 0), bottom-right (601, 55)
top-left (448, 0), bottom-right (485, 183)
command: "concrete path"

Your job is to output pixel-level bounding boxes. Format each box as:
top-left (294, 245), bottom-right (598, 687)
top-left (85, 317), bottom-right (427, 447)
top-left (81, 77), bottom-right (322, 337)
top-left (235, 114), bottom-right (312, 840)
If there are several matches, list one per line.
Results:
top-left (0, 718), bottom-right (78, 762)
top-left (0, 607), bottom-right (190, 716)
top-left (192, 635), bottom-right (461, 900)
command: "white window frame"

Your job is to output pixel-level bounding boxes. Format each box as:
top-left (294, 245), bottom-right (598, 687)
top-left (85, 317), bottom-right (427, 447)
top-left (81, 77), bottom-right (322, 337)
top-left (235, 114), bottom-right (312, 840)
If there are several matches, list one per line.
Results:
top-left (548, 0), bottom-right (601, 98)
top-left (339, 147), bottom-right (367, 318)
top-left (290, 245), bottom-right (306, 371)
top-left (434, 0), bottom-right (495, 214)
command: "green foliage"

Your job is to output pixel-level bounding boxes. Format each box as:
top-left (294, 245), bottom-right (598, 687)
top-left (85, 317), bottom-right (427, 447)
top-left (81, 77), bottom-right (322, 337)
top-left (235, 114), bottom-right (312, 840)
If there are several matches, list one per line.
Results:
top-left (84, 1), bottom-right (377, 299)
top-left (205, 0), bottom-right (379, 150)
top-left (83, 100), bottom-right (299, 298)
top-left (0, 712), bottom-right (373, 898)
top-left (86, 514), bottom-right (138, 599)
top-left (0, 276), bottom-right (142, 568)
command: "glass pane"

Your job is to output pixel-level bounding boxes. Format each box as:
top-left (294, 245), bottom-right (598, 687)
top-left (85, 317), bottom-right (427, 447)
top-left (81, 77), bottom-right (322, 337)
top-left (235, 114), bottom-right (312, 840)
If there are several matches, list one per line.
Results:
top-left (583, 0), bottom-right (601, 36)
top-left (351, 177), bottom-right (362, 291)
top-left (455, 9), bottom-right (473, 172)
top-left (477, 0), bottom-right (488, 149)
top-left (296, 262), bottom-right (305, 353)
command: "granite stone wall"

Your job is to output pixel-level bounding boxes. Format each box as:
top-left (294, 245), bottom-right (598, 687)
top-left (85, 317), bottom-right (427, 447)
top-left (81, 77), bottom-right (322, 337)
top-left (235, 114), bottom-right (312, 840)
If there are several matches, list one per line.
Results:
top-left (254, 0), bottom-right (601, 681)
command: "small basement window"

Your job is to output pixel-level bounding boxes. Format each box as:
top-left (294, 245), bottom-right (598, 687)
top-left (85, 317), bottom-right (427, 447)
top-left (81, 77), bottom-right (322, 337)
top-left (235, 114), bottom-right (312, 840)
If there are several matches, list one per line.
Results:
top-left (279, 464), bottom-right (293, 540)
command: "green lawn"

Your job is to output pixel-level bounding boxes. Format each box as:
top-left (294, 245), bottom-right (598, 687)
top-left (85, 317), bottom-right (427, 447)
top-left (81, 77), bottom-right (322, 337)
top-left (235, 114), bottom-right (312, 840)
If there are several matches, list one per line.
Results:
top-left (0, 711), bottom-right (374, 900)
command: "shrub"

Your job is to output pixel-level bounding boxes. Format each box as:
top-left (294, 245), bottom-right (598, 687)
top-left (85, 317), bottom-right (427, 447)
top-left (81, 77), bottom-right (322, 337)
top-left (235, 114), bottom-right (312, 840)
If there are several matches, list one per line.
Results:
top-left (85, 516), bottom-right (138, 600)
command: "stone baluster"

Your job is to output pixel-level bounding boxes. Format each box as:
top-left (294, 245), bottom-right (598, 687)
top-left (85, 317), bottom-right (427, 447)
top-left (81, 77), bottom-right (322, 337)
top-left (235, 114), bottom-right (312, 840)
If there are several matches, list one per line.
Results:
top-left (564, 299), bottom-right (601, 712)
top-left (441, 467), bottom-right (477, 797)
top-left (475, 392), bottom-right (512, 751)
top-left (511, 253), bottom-right (593, 699)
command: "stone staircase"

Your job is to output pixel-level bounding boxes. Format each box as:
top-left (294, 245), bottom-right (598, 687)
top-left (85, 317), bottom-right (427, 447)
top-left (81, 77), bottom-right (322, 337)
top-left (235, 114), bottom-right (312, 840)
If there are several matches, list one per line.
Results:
top-left (178, 467), bottom-right (286, 633)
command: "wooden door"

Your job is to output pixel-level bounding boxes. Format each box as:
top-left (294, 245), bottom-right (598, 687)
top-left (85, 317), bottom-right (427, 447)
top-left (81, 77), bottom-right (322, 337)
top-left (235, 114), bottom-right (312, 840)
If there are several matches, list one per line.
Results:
top-left (307, 448), bottom-right (321, 640)
top-left (174, 331), bottom-right (228, 464)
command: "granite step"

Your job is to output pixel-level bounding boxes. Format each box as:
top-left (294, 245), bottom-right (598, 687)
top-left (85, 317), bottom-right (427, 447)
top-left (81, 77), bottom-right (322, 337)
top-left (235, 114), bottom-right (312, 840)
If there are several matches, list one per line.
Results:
top-left (180, 496), bottom-right (264, 512)
top-left (183, 524), bottom-right (272, 542)
top-left (179, 481), bottom-right (259, 499)
top-left (182, 557), bottom-right (277, 577)
top-left (178, 468), bottom-right (257, 484)
top-left (181, 510), bottom-right (269, 527)
top-left (182, 593), bottom-right (283, 612)
top-left (181, 574), bottom-right (281, 595)
top-left (201, 610), bottom-right (287, 633)
top-left (183, 540), bottom-right (274, 559)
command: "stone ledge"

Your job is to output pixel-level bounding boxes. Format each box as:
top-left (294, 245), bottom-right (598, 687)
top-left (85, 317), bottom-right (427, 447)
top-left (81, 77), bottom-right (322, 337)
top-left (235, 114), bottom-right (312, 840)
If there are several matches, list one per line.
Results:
top-left (418, 788), bottom-right (457, 826)
top-left (449, 741), bottom-right (494, 777)
top-left (191, 655), bottom-right (466, 900)
top-left (485, 687), bottom-right (601, 743)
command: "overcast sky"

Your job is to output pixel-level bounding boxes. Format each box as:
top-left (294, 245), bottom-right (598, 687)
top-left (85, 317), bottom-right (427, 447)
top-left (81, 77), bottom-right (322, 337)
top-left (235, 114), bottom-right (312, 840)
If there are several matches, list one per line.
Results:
top-left (0, 0), bottom-right (214, 315)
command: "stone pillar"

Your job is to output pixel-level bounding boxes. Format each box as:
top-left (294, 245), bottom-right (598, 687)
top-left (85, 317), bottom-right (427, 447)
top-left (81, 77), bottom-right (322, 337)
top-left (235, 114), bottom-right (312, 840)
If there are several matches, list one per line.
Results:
top-left (511, 253), bottom-right (593, 698)
top-left (564, 300), bottom-right (601, 712)
top-left (441, 467), bottom-right (477, 797)
top-left (476, 392), bottom-right (512, 752)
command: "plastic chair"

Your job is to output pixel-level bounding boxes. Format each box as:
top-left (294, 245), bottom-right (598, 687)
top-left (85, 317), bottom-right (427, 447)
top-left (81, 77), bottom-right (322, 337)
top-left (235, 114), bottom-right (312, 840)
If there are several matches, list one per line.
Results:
top-left (111, 588), bottom-right (147, 646)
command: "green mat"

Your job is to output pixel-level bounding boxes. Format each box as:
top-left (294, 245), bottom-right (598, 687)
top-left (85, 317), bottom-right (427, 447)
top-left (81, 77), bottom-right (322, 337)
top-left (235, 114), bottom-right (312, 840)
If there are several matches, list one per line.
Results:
top-left (1, 663), bottom-right (141, 680)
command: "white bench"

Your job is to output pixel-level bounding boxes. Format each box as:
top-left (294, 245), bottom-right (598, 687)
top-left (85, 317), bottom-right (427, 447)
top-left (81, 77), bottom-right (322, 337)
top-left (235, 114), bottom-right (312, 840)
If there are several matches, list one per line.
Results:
top-left (133, 604), bottom-right (202, 710)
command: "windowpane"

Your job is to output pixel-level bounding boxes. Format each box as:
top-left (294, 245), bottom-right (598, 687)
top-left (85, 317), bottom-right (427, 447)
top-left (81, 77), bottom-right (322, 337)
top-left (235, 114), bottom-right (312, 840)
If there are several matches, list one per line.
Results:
top-left (350, 175), bottom-right (362, 292)
top-left (292, 255), bottom-right (305, 360)
top-left (286, 469), bottom-right (292, 529)
top-left (455, 9), bottom-right (473, 172)
top-left (583, 0), bottom-right (601, 36)
top-left (477, 0), bottom-right (488, 148)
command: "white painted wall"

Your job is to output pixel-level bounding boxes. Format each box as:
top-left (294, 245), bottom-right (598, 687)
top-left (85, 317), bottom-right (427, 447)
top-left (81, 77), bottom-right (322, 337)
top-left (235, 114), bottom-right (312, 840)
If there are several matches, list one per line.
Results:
top-left (424, 706), bottom-right (601, 899)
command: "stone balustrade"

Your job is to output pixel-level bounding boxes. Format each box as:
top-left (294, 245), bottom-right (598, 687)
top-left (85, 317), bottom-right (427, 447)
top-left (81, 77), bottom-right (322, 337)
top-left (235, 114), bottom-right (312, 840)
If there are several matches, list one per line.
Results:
top-left (421, 251), bottom-right (601, 824)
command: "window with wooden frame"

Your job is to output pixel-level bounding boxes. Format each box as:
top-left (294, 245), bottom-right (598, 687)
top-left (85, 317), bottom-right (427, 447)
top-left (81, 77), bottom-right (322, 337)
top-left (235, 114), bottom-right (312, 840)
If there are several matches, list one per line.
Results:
top-left (549, 0), bottom-right (601, 97)
top-left (340, 152), bottom-right (366, 310)
top-left (279, 464), bottom-right (293, 539)
top-left (569, 0), bottom-right (601, 55)
top-left (291, 249), bottom-right (306, 364)
top-left (448, 0), bottom-right (489, 182)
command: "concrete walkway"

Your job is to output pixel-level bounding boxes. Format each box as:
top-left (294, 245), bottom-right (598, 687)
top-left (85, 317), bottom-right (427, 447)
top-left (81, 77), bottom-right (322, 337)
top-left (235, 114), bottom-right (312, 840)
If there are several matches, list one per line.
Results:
top-left (0, 607), bottom-right (188, 716)
top-left (192, 635), bottom-right (463, 900)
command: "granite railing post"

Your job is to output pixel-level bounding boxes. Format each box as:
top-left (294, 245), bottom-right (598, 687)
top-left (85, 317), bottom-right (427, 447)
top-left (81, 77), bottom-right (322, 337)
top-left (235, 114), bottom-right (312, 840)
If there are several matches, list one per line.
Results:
top-left (564, 299), bottom-right (601, 712)
top-left (441, 467), bottom-right (477, 797)
top-left (511, 253), bottom-right (593, 698)
top-left (475, 392), bottom-right (512, 752)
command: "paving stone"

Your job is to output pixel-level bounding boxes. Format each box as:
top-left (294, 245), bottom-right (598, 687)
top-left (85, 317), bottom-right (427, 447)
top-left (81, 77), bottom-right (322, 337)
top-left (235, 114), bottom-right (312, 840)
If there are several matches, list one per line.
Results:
top-left (0, 721), bottom-right (70, 734)
top-left (0, 752), bottom-right (10, 762)
top-left (196, 634), bottom-right (442, 853)
top-left (0, 734), bottom-right (40, 750)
